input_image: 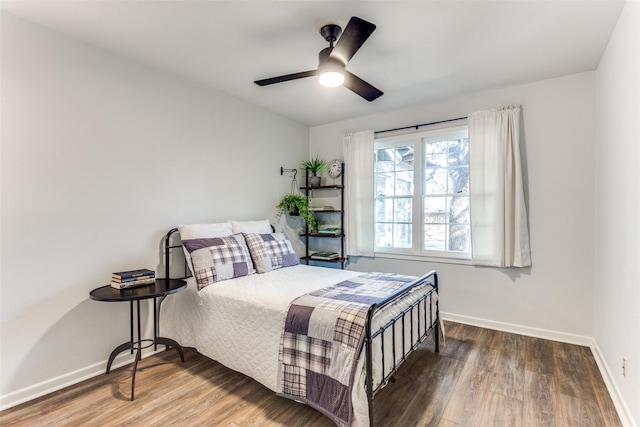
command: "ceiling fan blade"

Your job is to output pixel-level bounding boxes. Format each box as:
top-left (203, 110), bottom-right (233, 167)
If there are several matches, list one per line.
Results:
top-left (343, 71), bottom-right (383, 102)
top-left (329, 16), bottom-right (376, 65)
top-left (254, 70), bottom-right (318, 86)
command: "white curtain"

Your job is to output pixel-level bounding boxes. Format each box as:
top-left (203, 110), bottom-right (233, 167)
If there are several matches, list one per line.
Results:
top-left (343, 130), bottom-right (375, 256)
top-left (469, 105), bottom-right (531, 267)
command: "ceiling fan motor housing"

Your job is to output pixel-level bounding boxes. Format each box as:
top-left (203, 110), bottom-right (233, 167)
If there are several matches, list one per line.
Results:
top-left (320, 24), bottom-right (342, 44)
top-left (319, 24), bottom-right (344, 69)
top-left (318, 47), bottom-right (345, 69)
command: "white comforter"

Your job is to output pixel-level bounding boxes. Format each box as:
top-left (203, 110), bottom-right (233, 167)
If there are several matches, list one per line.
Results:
top-left (159, 264), bottom-right (438, 426)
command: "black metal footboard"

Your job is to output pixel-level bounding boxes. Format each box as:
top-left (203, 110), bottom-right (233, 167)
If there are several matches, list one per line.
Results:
top-left (364, 270), bottom-right (439, 427)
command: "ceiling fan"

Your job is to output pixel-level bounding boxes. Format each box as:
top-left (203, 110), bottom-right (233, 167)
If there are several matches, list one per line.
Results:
top-left (254, 16), bottom-right (383, 102)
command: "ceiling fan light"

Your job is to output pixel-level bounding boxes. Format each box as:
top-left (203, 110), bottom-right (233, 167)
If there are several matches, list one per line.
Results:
top-left (319, 71), bottom-right (344, 87)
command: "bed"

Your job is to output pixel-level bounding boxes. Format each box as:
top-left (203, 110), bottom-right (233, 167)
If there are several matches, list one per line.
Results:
top-left (159, 222), bottom-right (440, 427)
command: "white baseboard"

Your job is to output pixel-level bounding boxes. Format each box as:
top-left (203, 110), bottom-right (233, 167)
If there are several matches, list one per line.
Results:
top-left (440, 312), bottom-right (594, 345)
top-left (0, 349), bottom-right (160, 412)
top-left (590, 342), bottom-right (636, 427)
top-left (441, 312), bottom-right (635, 427)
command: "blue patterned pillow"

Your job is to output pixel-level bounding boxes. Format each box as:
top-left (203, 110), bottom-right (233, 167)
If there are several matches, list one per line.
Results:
top-left (243, 233), bottom-right (299, 273)
top-left (181, 234), bottom-right (254, 290)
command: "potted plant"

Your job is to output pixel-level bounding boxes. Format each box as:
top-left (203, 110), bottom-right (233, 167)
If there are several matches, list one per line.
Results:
top-left (308, 217), bottom-right (321, 234)
top-left (302, 156), bottom-right (326, 187)
top-left (276, 194), bottom-right (318, 232)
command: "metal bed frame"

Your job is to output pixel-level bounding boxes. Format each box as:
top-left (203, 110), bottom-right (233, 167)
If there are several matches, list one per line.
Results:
top-left (163, 228), bottom-right (439, 427)
top-left (364, 270), bottom-right (439, 424)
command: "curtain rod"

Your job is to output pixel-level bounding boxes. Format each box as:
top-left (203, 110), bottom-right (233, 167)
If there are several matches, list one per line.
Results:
top-left (374, 116), bottom-right (468, 135)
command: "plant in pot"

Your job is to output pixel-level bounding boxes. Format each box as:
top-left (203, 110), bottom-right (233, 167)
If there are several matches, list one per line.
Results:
top-left (276, 194), bottom-right (320, 234)
top-left (302, 156), bottom-right (326, 187)
top-left (308, 217), bottom-right (321, 234)
top-left (276, 194), bottom-right (315, 225)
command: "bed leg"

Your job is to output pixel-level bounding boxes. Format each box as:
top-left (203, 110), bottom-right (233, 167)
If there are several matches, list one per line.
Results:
top-left (365, 315), bottom-right (375, 427)
top-left (434, 320), bottom-right (440, 353)
top-left (369, 398), bottom-right (375, 427)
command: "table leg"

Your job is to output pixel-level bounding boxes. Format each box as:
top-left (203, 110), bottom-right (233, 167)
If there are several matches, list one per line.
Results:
top-left (130, 300), bottom-right (143, 400)
top-left (104, 296), bottom-right (184, 400)
top-left (153, 296), bottom-right (185, 362)
top-left (129, 301), bottom-right (134, 354)
top-left (154, 297), bottom-right (158, 351)
top-left (106, 341), bottom-right (133, 374)
top-left (130, 346), bottom-right (142, 401)
top-left (106, 301), bottom-right (136, 374)
top-left (105, 300), bottom-right (144, 402)
top-left (155, 337), bottom-right (185, 362)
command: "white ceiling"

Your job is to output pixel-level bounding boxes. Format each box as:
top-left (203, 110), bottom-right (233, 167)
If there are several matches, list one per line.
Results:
top-left (1, 1), bottom-right (625, 127)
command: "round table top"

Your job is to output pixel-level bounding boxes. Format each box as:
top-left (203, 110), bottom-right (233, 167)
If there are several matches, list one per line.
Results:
top-left (89, 278), bottom-right (187, 302)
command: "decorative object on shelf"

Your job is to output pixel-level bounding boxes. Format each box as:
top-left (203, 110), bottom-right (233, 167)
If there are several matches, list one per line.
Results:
top-left (302, 155), bottom-right (326, 187)
top-left (309, 217), bottom-right (321, 234)
top-left (328, 159), bottom-right (343, 178)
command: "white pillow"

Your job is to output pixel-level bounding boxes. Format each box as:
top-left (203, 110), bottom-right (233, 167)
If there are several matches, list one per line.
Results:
top-left (229, 219), bottom-right (272, 234)
top-left (178, 223), bottom-right (233, 275)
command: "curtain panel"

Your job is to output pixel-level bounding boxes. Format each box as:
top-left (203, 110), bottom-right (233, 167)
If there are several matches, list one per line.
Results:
top-left (469, 105), bottom-right (532, 267)
top-left (342, 130), bottom-right (375, 256)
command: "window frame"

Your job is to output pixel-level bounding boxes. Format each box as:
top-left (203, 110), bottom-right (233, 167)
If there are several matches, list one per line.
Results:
top-left (374, 124), bottom-right (471, 261)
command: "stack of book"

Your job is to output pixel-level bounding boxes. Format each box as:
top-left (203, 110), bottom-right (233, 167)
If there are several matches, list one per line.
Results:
top-left (111, 268), bottom-right (155, 289)
top-left (318, 227), bottom-right (342, 235)
top-left (310, 252), bottom-right (340, 260)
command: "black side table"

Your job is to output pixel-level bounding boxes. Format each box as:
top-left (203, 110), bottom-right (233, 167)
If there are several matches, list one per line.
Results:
top-left (89, 278), bottom-right (187, 400)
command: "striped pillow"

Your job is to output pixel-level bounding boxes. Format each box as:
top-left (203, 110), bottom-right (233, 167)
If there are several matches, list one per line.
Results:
top-left (181, 234), bottom-right (254, 290)
top-left (243, 233), bottom-right (299, 274)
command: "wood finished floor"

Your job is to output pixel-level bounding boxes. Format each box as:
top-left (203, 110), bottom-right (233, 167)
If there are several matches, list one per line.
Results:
top-left (1, 321), bottom-right (621, 427)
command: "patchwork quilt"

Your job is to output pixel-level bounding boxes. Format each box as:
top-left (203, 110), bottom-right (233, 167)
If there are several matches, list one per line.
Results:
top-left (277, 272), bottom-right (424, 427)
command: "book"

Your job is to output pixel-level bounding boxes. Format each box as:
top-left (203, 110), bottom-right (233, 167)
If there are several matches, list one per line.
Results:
top-left (111, 274), bottom-right (156, 283)
top-left (112, 268), bottom-right (155, 280)
top-left (310, 251), bottom-right (339, 260)
top-left (110, 277), bottom-right (156, 289)
top-left (318, 227), bottom-right (341, 235)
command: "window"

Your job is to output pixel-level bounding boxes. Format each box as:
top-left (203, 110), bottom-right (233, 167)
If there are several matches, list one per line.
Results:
top-left (374, 125), bottom-right (470, 259)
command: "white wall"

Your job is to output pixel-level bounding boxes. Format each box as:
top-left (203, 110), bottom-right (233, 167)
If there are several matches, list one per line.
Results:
top-left (595, 2), bottom-right (640, 425)
top-left (0, 12), bottom-right (308, 406)
top-left (311, 72), bottom-right (597, 339)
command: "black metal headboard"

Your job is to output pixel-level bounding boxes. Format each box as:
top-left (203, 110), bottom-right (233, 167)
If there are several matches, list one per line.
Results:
top-left (163, 228), bottom-right (185, 280)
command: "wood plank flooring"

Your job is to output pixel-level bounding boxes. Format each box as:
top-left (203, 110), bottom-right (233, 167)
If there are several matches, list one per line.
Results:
top-left (0, 322), bottom-right (621, 426)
